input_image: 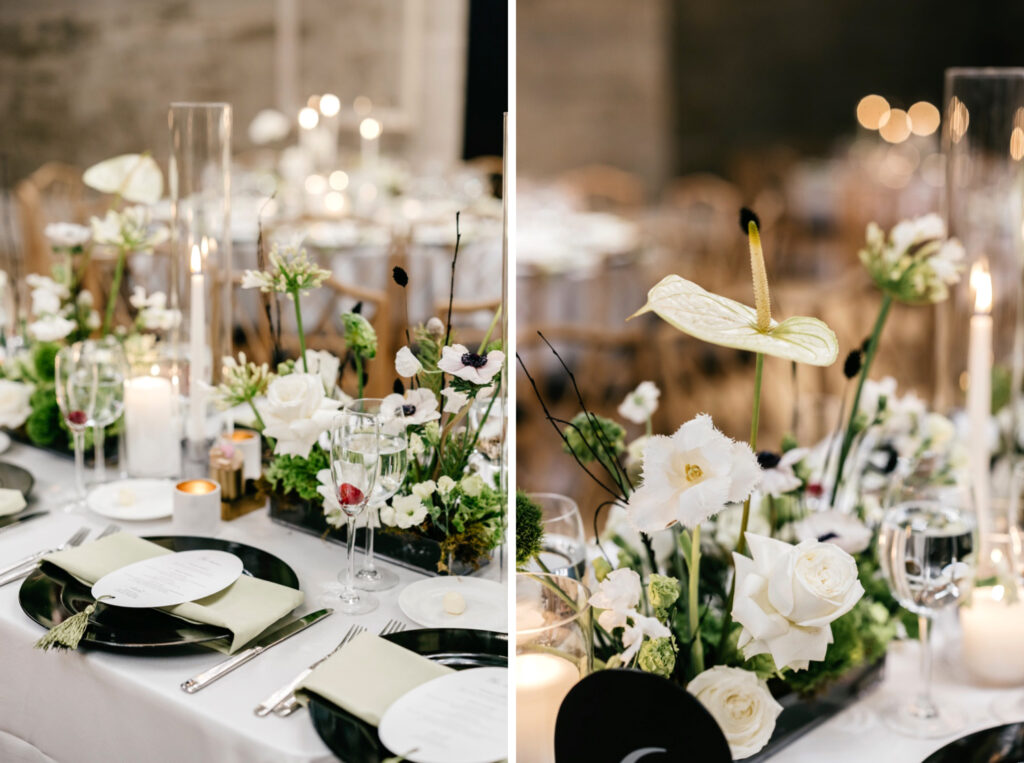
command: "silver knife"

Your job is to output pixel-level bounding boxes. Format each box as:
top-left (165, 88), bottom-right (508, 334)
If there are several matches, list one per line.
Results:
top-left (0, 512), bottom-right (45, 532)
top-left (180, 608), bottom-right (334, 694)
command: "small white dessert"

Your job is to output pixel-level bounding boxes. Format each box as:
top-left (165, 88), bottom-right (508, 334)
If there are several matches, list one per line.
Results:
top-left (0, 488), bottom-right (25, 516)
top-left (117, 489), bottom-right (136, 506)
top-left (443, 591), bottom-right (466, 615)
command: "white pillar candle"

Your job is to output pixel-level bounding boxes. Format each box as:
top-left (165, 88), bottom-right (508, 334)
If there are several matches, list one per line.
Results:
top-left (125, 375), bottom-right (181, 478)
top-left (173, 478), bottom-right (221, 535)
top-left (188, 243), bottom-right (208, 443)
top-left (224, 430), bottom-right (262, 482)
top-left (968, 261), bottom-right (993, 558)
top-left (515, 653), bottom-right (580, 763)
top-left (961, 585), bottom-right (1024, 685)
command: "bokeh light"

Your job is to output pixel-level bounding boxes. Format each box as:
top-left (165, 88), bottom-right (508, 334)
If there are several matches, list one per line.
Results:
top-left (857, 95), bottom-right (891, 130)
top-left (319, 93), bottom-right (341, 117)
top-left (298, 107), bottom-right (319, 130)
top-left (879, 108), bottom-right (911, 143)
top-left (908, 101), bottom-right (940, 136)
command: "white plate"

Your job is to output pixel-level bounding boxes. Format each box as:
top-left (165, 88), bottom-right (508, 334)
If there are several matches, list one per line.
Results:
top-left (0, 431), bottom-right (11, 454)
top-left (87, 479), bottom-right (174, 521)
top-left (378, 667), bottom-right (507, 763)
top-left (398, 577), bottom-right (507, 632)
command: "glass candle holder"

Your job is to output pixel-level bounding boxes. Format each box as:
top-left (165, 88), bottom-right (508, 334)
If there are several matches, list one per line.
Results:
top-left (124, 357), bottom-right (182, 479)
top-left (516, 572), bottom-right (592, 763)
top-left (524, 493), bottom-right (587, 580)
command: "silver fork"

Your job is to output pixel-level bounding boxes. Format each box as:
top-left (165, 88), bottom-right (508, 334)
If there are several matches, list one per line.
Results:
top-left (97, 524), bottom-right (121, 540)
top-left (254, 623), bottom-right (366, 717)
top-left (273, 619), bottom-right (408, 718)
top-left (0, 526), bottom-right (91, 587)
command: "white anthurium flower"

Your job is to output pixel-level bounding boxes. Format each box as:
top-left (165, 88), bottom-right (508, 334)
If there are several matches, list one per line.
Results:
top-left (588, 568), bottom-right (642, 631)
top-left (302, 349), bottom-right (341, 394)
top-left (381, 494), bottom-right (428, 529)
top-left (83, 153), bottom-right (163, 204)
top-left (627, 414), bottom-right (761, 533)
top-left (438, 344), bottom-right (505, 385)
top-left (260, 373), bottom-right (343, 458)
top-left (688, 666), bottom-right (783, 759)
top-left (381, 388), bottom-right (440, 427)
top-left (394, 346), bottom-right (423, 378)
top-left (0, 380), bottom-right (34, 428)
top-left (791, 510), bottom-right (872, 555)
top-left (758, 448), bottom-right (808, 498)
top-left (620, 613), bottom-right (671, 664)
top-left (440, 386), bottom-right (469, 414)
top-left (732, 533), bottom-right (865, 671)
top-left (631, 275), bottom-right (838, 366)
top-left (44, 222), bottom-right (91, 248)
top-left (28, 315), bottom-right (76, 342)
top-left (618, 381), bottom-right (660, 424)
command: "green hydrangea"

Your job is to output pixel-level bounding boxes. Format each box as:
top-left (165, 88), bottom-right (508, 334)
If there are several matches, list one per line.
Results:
top-left (648, 574), bottom-right (681, 615)
top-left (341, 312), bottom-right (378, 359)
top-left (562, 412), bottom-right (625, 464)
top-left (637, 637), bottom-right (676, 678)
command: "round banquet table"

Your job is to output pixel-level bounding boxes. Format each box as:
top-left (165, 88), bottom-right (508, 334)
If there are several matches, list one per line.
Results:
top-left (0, 442), bottom-right (505, 763)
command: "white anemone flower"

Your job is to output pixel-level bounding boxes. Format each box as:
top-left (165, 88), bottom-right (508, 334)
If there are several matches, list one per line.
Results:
top-left (394, 346), bottom-right (423, 378)
top-left (627, 414), bottom-right (761, 533)
top-left (438, 344), bottom-right (504, 385)
top-left (791, 510), bottom-right (872, 555)
top-left (440, 386), bottom-right (470, 414)
top-left (618, 381), bottom-right (660, 424)
top-left (381, 388), bottom-right (440, 427)
top-left (758, 448), bottom-right (808, 497)
top-left (588, 568), bottom-right (642, 631)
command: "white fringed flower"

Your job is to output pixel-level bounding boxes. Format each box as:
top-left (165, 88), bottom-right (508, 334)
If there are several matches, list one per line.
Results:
top-left (44, 222), bottom-right (91, 249)
top-left (381, 388), bottom-right (440, 427)
top-left (0, 380), bottom-right (34, 428)
top-left (260, 373), bottom-right (343, 458)
top-left (688, 666), bottom-right (783, 759)
top-left (588, 568), bottom-right (642, 631)
top-left (618, 381), bottom-right (660, 424)
top-left (791, 510), bottom-right (872, 555)
top-left (627, 414), bottom-right (761, 533)
top-left (438, 344), bottom-right (504, 385)
top-left (732, 533), bottom-right (864, 671)
top-left (394, 346), bottom-right (422, 378)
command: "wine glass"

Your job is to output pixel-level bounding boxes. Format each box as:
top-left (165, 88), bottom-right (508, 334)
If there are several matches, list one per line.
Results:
top-left (327, 408), bottom-right (380, 615)
top-left (525, 493), bottom-right (587, 580)
top-left (348, 399), bottom-right (408, 592)
top-left (54, 343), bottom-right (99, 509)
top-left (878, 478), bottom-right (976, 738)
top-left (82, 336), bottom-right (128, 485)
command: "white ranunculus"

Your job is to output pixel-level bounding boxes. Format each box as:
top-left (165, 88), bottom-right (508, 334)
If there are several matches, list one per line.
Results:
top-left (440, 386), bottom-right (469, 414)
top-left (688, 666), bottom-right (783, 759)
top-left (28, 315), bottom-right (76, 342)
top-left (627, 414), bottom-right (761, 533)
top-left (302, 349), bottom-right (341, 394)
top-left (381, 388), bottom-right (440, 427)
top-left (0, 380), bottom-right (34, 428)
top-left (588, 568), bottom-right (642, 631)
top-left (260, 373), bottom-right (343, 458)
top-left (618, 380), bottom-right (660, 424)
top-left (394, 346), bottom-right (423, 378)
top-left (44, 222), bottom-right (91, 248)
top-left (791, 510), bottom-right (872, 555)
top-left (732, 533), bottom-right (864, 670)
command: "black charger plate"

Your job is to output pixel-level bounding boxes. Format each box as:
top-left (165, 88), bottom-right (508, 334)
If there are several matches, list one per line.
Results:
top-left (308, 628), bottom-right (508, 763)
top-left (19, 535), bottom-right (299, 652)
top-left (924, 723), bottom-right (1024, 762)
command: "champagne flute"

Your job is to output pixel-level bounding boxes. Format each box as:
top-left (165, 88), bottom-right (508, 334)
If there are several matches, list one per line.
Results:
top-left (348, 398), bottom-right (409, 592)
top-left (328, 409), bottom-right (380, 615)
top-left (54, 343), bottom-right (99, 509)
top-left (82, 336), bottom-right (128, 485)
top-left (878, 478), bottom-right (975, 738)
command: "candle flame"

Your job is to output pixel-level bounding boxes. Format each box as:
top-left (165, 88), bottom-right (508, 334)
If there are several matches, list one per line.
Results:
top-left (190, 244), bottom-right (202, 275)
top-left (150, 363), bottom-right (160, 376)
top-left (359, 117), bottom-right (382, 140)
top-left (177, 478), bottom-right (218, 495)
top-left (971, 260), bottom-right (992, 313)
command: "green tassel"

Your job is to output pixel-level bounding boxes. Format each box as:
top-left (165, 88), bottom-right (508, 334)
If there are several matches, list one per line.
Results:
top-left (35, 602), bottom-right (97, 652)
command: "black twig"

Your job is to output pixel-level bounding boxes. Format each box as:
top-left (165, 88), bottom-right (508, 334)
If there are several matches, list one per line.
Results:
top-left (256, 194), bottom-right (281, 362)
top-left (443, 211), bottom-right (461, 348)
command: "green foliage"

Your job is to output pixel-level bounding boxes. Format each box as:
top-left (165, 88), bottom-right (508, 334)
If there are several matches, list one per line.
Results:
top-left (515, 490), bottom-right (544, 568)
top-left (32, 343), bottom-right (59, 383)
top-left (25, 393), bottom-right (60, 447)
top-left (264, 446), bottom-right (329, 501)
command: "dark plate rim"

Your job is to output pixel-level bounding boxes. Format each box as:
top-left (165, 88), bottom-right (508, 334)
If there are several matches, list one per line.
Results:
top-left (0, 461), bottom-right (35, 498)
top-left (923, 722), bottom-right (1024, 763)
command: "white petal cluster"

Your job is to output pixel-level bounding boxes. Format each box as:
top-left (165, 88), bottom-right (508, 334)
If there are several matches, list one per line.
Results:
top-left (380, 494), bottom-right (428, 529)
top-left (617, 380), bottom-right (660, 424)
top-left (130, 286), bottom-right (180, 331)
top-left (44, 222), bottom-right (91, 249)
top-left (859, 214), bottom-right (965, 304)
top-left (587, 568), bottom-right (670, 663)
top-left (90, 206), bottom-right (168, 253)
top-left (240, 243), bottom-right (331, 294)
top-left (394, 346), bottom-right (423, 378)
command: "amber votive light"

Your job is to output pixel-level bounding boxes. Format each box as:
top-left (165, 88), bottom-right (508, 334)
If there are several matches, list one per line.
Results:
top-left (173, 478), bottom-right (221, 535)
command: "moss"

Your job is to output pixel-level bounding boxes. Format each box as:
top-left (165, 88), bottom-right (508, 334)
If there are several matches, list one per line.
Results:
top-left (515, 490), bottom-right (544, 568)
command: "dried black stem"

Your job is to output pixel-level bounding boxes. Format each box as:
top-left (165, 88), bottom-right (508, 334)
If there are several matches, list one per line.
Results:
top-left (256, 194), bottom-right (282, 362)
top-left (443, 211), bottom-right (462, 348)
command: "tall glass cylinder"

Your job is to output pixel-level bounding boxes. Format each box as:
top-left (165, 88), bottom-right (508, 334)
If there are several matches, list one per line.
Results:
top-left (516, 573), bottom-right (592, 763)
top-left (168, 103), bottom-right (233, 472)
top-left (937, 69), bottom-right (1024, 576)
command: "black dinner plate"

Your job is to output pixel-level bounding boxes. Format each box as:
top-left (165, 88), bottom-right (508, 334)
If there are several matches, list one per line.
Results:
top-left (0, 462), bottom-right (34, 497)
top-left (923, 723), bottom-right (1024, 762)
top-left (308, 628), bottom-right (508, 763)
top-left (19, 535), bottom-right (300, 652)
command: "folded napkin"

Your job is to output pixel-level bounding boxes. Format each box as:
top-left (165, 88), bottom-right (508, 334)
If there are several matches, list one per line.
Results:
top-left (299, 632), bottom-right (453, 727)
top-left (0, 488), bottom-right (26, 516)
top-left (41, 532), bottom-right (304, 653)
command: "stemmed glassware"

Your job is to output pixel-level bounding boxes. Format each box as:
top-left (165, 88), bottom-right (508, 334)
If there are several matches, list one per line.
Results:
top-left (83, 336), bottom-right (128, 485)
top-left (54, 342), bottom-right (99, 509)
top-left (878, 471), bottom-right (976, 738)
top-left (327, 407), bottom-right (381, 615)
top-left (525, 493), bottom-right (587, 580)
top-left (348, 398), bottom-right (409, 592)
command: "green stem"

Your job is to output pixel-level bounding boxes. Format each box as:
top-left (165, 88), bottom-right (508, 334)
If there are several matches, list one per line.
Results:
top-left (102, 248), bottom-right (127, 335)
top-left (830, 294), bottom-right (892, 507)
top-left (354, 353), bottom-right (364, 400)
top-left (247, 398), bottom-right (266, 431)
top-left (477, 307), bottom-right (503, 353)
top-left (645, 416), bottom-right (652, 438)
top-left (292, 289), bottom-right (308, 373)
top-left (688, 524), bottom-right (704, 674)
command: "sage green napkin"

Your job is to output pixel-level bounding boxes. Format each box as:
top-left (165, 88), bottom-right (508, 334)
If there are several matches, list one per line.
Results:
top-left (42, 532), bottom-right (304, 653)
top-left (299, 632), bottom-right (453, 726)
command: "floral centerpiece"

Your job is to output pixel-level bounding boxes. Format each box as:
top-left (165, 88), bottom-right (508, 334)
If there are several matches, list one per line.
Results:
top-left (224, 219), bottom-right (507, 574)
top-left (518, 209), bottom-right (966, 759)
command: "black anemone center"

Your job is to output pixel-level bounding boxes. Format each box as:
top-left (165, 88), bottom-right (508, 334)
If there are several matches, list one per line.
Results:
top-left (818, 532), bottom-right (839, 542)
top-left (401, 404), bottom-right (416, 416)
top-left (757, 451), bottom-right (781, 469)
top-left (461, 352), bottom-right (488, 369)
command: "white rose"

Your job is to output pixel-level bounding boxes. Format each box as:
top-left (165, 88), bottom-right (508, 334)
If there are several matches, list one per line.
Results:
top-left (260, 373), bottom-right (343, 458)
top-left (411, 480), bottom-right (436, 500)
top-left (28, 315), bottom-right (76, 342)
top-left (688, 666), bottom-right (782, 759)
top-left (0, 380), bottom-right (34, 428)
top-left (394, 346), bottom-right (423, 378)
top-left (732, 533), bottom-right (864, 670)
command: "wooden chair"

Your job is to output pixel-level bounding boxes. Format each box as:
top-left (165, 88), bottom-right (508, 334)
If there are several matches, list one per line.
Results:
top-left (555, 164), bottom-right (646, 212)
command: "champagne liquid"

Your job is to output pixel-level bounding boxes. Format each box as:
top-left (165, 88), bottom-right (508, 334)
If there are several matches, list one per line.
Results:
top-left (92, 374), bottom-right (125, 426)
top-left (371, 435), bottom-right (408, 501)
top-left (878, 501), bottom-right (974, 615)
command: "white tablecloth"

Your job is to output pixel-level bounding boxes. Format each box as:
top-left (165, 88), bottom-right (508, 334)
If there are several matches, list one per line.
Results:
top-left (0, 443), bottom-right (506, 763)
